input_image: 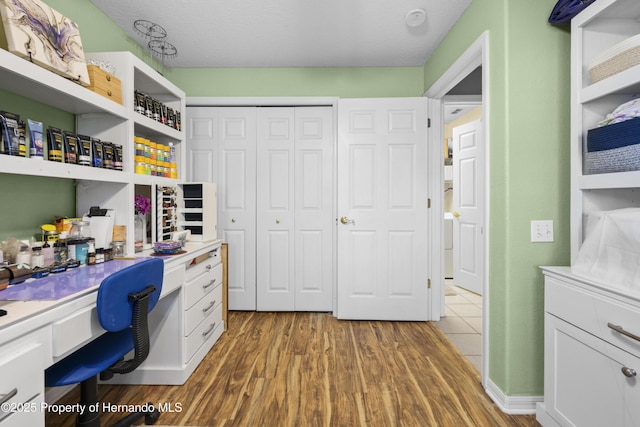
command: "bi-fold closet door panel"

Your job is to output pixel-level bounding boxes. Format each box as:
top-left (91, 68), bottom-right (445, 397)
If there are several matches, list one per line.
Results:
top-left (217, 107), bottom-right (258, 311)
top-left (256, 107), bottom-right (334, 312)
top-left (256, 108), bottom-right (295, 310)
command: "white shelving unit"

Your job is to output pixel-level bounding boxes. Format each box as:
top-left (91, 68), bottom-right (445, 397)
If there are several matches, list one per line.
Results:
top-left (538, 1), bottom-right (640, 426)
top-left (570, 0), bottom-right (640, 259)
top-left (0, 49), bottom-right (185, 255)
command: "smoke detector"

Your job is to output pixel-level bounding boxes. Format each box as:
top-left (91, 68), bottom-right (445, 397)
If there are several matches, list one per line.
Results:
top-left (405, 9), bottom-right (427, 28)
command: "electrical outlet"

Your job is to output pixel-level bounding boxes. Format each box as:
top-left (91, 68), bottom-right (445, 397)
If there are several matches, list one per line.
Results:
top-left (531, 220), bottom-right (554, 242)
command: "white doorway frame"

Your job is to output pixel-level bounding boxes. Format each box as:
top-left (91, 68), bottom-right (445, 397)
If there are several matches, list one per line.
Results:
top-left (424, 31), bottom-right (490, 387)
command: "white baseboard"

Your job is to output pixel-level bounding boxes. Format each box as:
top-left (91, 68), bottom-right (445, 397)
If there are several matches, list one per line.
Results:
top-left (484, 379), bottom-right (542, 415)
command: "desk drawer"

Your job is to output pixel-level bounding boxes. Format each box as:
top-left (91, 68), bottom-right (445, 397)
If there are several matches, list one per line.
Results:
top-left (0, 343), bottom-right (43, 422)
top-left (546, 276), bottom-right (640, 356)
top-left (52, 305), bottom-right (104, 357)
top-left (185, 282), bottom-right (222, 336)
top-left (184, 263), bottom-right (222, 309)
top-left (184, 303), bottom-right (222, 363)
top-left (161, 264), bottom-right (185, 297)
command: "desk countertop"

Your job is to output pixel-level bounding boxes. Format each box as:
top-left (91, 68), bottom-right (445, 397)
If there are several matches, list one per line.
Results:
top-left (0, 240), bottom-right (222, 332)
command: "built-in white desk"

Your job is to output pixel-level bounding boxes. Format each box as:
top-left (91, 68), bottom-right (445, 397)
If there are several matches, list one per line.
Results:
top-left (0, 240), bottom-right (224, 427)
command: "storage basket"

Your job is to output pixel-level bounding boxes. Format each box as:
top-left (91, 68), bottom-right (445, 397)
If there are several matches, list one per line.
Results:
top-left (585, 118), bottom-right (640, 174)
top-left (588, 34), bottom-right (640, 83)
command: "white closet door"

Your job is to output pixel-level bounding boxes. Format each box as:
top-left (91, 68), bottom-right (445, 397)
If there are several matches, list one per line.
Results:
top-left (218, 107), bottom-right (257, 310)
top-left (294, 107), bottom-right (334, 311)
top-left (256, 108), bottom-right (295, 311)
top-left (186, 107), bottom-right (217, 183)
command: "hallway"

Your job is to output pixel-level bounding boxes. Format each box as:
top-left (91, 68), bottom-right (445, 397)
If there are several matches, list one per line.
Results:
top-left (436, 281), bottom-right (483, 372)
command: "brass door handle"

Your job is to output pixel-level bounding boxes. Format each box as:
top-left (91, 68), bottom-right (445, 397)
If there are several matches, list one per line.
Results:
top-left (453, 211), bottom-right (460, 217)
top-left (231, 218), bottom-right (236, 223)
top-left (340, 216), bottom-right (354, 225)
top-left (276, 219), bottom-right (280, 224)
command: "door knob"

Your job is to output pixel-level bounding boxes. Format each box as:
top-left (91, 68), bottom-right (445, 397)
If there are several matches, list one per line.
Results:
top-left (453, 211), bottom-right (460, 218)
top-left (622, 367), bottom-right (637, 378)
top-left (340, 216), bottom-right (354, 225)
top-left (231, 218), bottom-right (236, 223)
top-left (276, 219), bottom-right (280, 224)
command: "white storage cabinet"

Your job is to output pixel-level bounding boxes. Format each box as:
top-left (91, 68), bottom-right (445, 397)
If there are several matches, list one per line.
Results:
top-left (0, 328), bottom-right (50, 427)
top-left (538, 0), bottom-right (640, 425)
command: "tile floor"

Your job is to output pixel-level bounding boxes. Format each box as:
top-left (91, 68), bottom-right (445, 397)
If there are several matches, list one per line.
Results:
top-left (436, 280), bottom-right (483, 372)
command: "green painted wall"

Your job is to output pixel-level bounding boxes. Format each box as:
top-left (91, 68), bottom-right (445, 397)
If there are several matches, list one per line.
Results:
top-left (0, 91), bottom-right (76, 242)
top-left (167, 67), bottom-right (424, 98)
top-left (423, 0), bottom-right (571, 395)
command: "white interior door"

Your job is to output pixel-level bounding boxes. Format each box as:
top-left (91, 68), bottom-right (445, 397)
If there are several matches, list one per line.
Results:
top-left (337, 98), bottom-right (430, 321)
top-left (218, 107), bottom-right (258, 310)
top-left (452, 119), bottom-right (483, 296)
top-left (294, 107), bottom-right (334, 311)
top-left (256, 108), bottom-right (295, 311)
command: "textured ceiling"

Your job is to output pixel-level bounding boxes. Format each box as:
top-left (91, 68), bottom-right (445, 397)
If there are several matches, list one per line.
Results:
top-left (90, 0), bottom-right (472, 68)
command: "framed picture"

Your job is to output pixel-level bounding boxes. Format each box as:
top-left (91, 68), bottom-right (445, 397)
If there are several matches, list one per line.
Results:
top-left (0, 0), bottom-right (90, 85)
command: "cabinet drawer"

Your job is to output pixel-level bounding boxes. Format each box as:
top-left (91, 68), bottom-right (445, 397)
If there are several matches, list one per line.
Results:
top-left (185, 249), bottom-right (220, 281)
top-left (0, 344), bottom-right (44, 422)
top-left (0, 395), bottom-right (44, 427)
top-left (185, 282), bottom-right (222, 336)
top-left (184, 263), bottom-right (222, 309)
top-left (184, 303), bottom-right (223, 363)
top-left (546, 276), bottom-right (640, 356)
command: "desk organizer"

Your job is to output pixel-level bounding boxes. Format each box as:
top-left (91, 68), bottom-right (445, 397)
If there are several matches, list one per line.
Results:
top-left (86, 65), bottom-right (122, 105)
top-left (585, 118), bottom-right (640, 174)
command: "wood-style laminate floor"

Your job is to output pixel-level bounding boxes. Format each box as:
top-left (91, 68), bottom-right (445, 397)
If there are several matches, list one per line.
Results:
top-left (45, 311), bottom-right (540, 427)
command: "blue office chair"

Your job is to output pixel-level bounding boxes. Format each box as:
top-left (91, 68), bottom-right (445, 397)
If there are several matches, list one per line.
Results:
top-left (45, 258), bottom-right (164, 427)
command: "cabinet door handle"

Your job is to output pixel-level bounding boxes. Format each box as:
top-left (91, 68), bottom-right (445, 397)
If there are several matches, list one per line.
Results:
top-left (202, 300), bottom-right (216, 313)
top-left (608, 323), bottom-right (640, 343)
top-left (0, 388), bottom-right (17, 406)
top-left (622, 367), bottom-right (637, 378)
top-left (203, 278), bottom-right (217, 289)
top-left (202, 323), bottom-right (216, 337)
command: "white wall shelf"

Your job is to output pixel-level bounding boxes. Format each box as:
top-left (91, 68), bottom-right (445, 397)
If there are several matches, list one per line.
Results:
top-left (0, 50), bottom-right (185, 255)
top-left (570, 0), bottom-right (640, 258)
top-left (0, 49), bottom-right (128, 118)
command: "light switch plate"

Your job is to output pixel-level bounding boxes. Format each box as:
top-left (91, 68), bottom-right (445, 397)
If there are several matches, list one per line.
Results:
top-left (531, 220), bottom-right (554, 242)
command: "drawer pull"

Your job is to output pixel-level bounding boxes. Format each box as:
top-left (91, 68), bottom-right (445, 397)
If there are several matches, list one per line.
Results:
top-left (203, 278), bottom-right (217, 289)
top-left (202, 300), bottom-right (216, 313)
top-left (622, 367), bottom-right (637, 378)
top-left (206, 264), bottom-right (213, 271)
top-left (608, 323), bottom-right (640, 343)
top-left (0, 388), bottom-right (17, 406)
top-left (202, 323), bottom-right (216, 337)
